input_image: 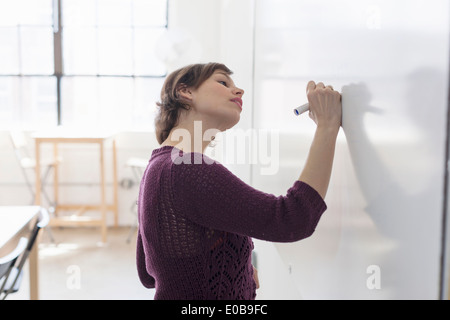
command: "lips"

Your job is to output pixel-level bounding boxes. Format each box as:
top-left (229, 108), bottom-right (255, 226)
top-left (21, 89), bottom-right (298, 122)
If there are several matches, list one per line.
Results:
top-left (230, 98), bottom-right (243, 109)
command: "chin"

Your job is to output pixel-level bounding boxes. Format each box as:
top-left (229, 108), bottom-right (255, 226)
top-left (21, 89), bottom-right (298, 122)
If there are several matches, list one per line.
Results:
top-left (223, 113), bottom-right (241, 130)
top-left (212, 108), bottom-right (241, 131)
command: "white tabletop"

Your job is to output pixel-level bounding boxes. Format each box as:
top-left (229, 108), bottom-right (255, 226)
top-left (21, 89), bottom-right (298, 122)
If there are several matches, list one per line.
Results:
top-left (0, 206), bottom-right (40, 251)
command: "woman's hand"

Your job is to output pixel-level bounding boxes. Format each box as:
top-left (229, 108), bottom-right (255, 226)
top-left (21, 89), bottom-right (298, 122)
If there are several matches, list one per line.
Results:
top-left (306, 81), bottom-right (342, 128)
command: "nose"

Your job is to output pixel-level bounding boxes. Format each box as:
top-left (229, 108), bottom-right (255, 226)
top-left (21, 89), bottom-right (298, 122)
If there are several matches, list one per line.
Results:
top-left (232, 86), bottom-right (244, 97)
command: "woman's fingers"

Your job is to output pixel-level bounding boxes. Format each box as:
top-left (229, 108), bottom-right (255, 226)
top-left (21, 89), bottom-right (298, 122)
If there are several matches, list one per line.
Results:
top-left (307, 80), bottom-right (316, 93)
top-left (307, 81), bottom-right (334, 94)
top-left (306, 80), bottom-right (342, 127)
top-left (316, 82), bottom-right (325, 89)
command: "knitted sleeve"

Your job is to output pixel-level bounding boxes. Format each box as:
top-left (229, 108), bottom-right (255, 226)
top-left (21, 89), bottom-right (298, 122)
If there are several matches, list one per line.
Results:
top-left (136, 231), bottom-right (155, 288)
top-left (171, 153), bottom-right (327, 243)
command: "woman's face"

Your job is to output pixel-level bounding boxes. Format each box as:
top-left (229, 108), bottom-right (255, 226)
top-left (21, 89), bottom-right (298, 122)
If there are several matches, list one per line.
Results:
top-left (188, 70), bottom-right (245, 131)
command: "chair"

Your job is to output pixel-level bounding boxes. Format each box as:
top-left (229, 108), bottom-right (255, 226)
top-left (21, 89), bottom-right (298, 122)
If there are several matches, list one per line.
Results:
top-left (0, 238), bottom-right (28, 300)
top-left (9, 131), bottom-right (60, 209)
top-left (124, 157), bottom-right (148, 243)
top-left (10, 131), bottom-right (56, 242)
top-left (0, 208), bottom-right (50, 300)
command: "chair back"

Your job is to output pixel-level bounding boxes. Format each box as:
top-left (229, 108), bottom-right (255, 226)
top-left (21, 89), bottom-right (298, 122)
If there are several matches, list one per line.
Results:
top-left (26, 208), bottom-right (49, 253)
top-left (0, 238), bottom-right (28, 292)
top-left (9, 131), bottom-right (28, 149)
top-left (0, 238), bottom-right (27, 278)
top-left (9, 131), bottom-right (33, 166)
top-left (0, 208), bottom-right (49, 299)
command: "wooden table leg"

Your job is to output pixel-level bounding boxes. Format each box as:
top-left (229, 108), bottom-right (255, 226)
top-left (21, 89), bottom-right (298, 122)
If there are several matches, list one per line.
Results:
top-left (112, 139), bottom-right (118, 228)
top-left (53, 142), bottom-right (59, 216)
top-left (99, 141), bottom-right (107, 243)
top-left (29, 231), bottom-right (40, 300)
top-left (35, 141), bottom-right (41, 207)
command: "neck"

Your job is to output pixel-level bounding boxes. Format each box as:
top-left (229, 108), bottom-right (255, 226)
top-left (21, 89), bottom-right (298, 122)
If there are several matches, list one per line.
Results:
top-left (162, 120), bottom-right (221, 154)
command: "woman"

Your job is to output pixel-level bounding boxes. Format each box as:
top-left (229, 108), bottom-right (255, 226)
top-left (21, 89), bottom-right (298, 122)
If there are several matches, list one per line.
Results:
top-left (136, 63), bottom-right (342, 300)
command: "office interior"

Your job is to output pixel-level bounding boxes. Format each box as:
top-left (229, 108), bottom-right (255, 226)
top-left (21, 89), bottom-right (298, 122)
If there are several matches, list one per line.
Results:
top-left (0, 0), bottom-right (449, 300)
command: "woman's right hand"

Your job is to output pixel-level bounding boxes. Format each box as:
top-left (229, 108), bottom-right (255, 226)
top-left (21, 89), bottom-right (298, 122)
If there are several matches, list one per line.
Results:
top-left (306, 81), bottom-right (342, 129)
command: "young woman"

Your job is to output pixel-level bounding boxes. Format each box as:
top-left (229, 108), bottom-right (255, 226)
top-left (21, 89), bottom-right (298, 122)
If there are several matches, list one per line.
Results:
top-left (136, 63), bottom-right (342, 300)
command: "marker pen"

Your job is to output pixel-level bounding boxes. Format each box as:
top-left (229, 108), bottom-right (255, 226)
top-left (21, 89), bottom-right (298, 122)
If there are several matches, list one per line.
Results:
top-left (293, 103), bottom-right (309, 116)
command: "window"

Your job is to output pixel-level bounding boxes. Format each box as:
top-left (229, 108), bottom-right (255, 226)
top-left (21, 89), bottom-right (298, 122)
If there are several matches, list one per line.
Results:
top-left (0, 0), bottom-right (168, 130)
top-left (0, 0), bottom-right (56, 129)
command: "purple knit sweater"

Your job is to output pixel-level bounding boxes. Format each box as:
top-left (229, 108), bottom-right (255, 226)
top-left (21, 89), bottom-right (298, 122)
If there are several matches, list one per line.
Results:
top-left (136, 146), bottom-right (327, 300)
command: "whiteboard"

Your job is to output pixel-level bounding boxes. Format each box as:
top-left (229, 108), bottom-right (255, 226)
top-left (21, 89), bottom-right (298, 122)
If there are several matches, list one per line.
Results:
top-left (252, 0), bottom-right (449, 299)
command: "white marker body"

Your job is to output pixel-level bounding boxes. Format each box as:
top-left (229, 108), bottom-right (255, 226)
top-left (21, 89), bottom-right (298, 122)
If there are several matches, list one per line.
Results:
top-left (293, 103), bottom-right (309, 116)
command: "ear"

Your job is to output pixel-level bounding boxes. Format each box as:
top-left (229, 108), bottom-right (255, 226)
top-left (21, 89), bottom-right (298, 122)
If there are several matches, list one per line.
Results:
top-left (177, 84), bottom-right (193, 102)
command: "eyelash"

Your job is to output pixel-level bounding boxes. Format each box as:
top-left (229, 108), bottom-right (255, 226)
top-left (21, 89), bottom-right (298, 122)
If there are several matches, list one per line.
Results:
top-left (218, 80), bottom-right (228, 87)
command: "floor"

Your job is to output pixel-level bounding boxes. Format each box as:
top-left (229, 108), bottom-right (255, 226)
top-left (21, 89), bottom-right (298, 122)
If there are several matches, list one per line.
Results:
top-left (7, 226), bottom-right (155, 300)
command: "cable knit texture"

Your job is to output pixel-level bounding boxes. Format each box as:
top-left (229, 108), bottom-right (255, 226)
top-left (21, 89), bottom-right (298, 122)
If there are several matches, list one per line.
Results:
top-left (136, 146), bottom-right (327, 300)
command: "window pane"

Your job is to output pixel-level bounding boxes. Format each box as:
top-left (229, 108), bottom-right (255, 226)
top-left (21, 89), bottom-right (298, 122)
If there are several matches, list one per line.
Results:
top-left (20, 0), bottom-right (53, 26)
top-left (0, 1), bottom-right (20, 26)
top-left (61, 77), bottom-right (134, 129)
top-left (98, 27), bottom-right (133, 75)
top-left (0, 28), bottom-right (19, 74)
top-left (22, 77), bottom-right (57, 127)
top-left (97, 77), bottom-right (134, 127)
top-left (133, 0), bottom-right (167, 27)
top-left (133, 77), bottom-right (163, 130)
top-left (61, 77), bottom-right (163, 130)
top-left (63, 27), bottom-right (98, 75)
top-left (0, 77), bottom-right (57, 129)
top-left (97, 0), bottom-right (132, 26)
top-left (61, 77), bottom-right (98, 126)
top-left (62, 0), bottom-right (97, 26)
top-left (134, 28), bottom-right (166, 76)
top-left (20, 26), bottom-right (54, 75)
top-left (0, 77), bottom-right (15, 127)
top-left (0, 0), bottom-right (52, 26)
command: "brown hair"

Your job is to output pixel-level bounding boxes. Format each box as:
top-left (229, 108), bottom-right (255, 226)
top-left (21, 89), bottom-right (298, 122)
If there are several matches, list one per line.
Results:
top-left (155, 63), bottom-right (233, 145)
